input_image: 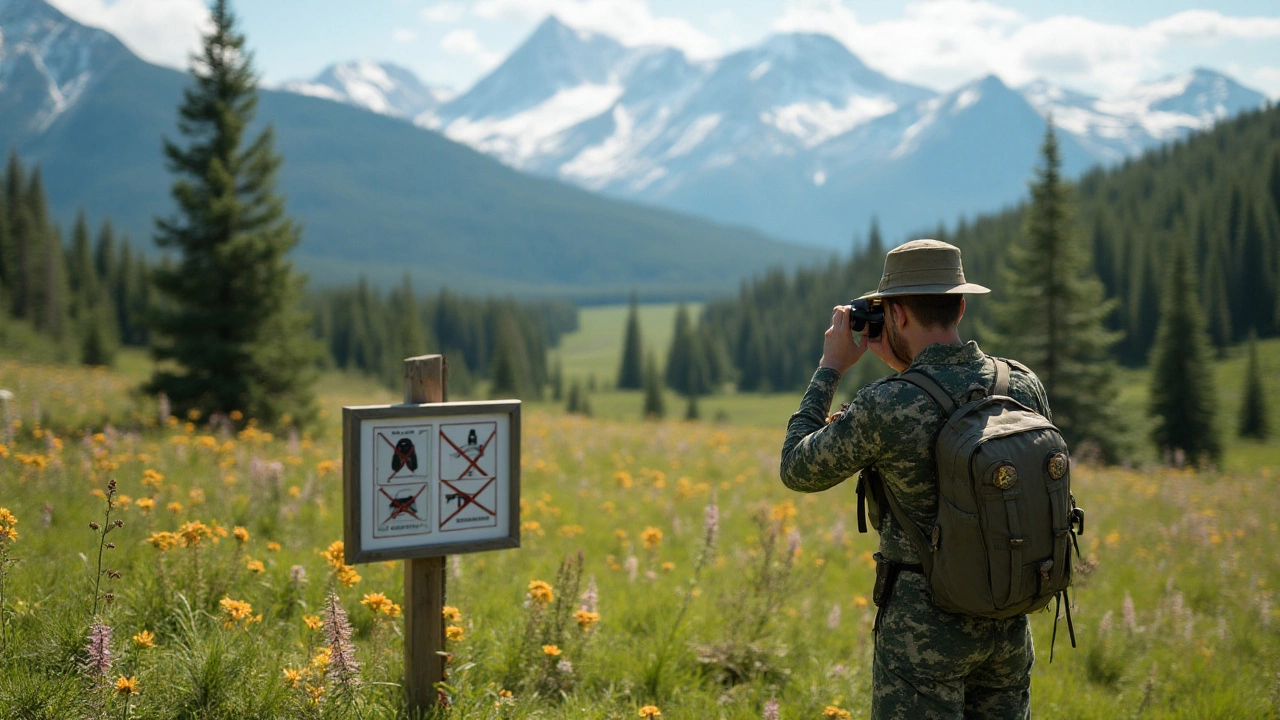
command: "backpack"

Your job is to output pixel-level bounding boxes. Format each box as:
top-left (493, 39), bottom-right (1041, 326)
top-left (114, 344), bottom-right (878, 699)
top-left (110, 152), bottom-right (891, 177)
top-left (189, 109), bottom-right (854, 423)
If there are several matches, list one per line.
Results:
top-left (857, 358), bottom-right (1085, 650)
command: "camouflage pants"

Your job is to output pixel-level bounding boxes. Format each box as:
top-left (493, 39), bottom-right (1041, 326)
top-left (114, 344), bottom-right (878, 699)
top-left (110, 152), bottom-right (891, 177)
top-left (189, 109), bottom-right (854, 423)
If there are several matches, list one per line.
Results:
top-left (872, 572), bottom-right (1033, 719)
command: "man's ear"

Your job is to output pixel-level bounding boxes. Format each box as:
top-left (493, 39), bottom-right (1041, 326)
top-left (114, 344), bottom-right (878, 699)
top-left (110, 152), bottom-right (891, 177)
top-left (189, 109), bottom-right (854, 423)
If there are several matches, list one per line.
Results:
top-left (957, 296), bottom-right (966, 324)
top-left (889, 300), bottom-right (910, 329)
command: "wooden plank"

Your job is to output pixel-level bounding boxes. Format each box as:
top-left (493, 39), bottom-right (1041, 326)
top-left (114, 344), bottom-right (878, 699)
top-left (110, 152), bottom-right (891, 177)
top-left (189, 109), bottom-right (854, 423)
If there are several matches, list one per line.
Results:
top-left (402, 355), bottom-right (447, 712)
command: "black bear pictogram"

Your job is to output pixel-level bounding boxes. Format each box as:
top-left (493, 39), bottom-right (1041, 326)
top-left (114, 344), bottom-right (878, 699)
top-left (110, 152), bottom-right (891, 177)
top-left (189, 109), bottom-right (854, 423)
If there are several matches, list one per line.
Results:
top-left (391, 437), bottom-right (418, 473)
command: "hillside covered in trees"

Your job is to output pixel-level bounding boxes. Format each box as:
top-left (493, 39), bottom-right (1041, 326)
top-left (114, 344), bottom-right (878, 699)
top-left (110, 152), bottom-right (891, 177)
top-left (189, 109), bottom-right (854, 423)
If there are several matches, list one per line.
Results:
top-left (693, 102), bottom-right (1280, 392)
top-left (0, 151), bottom-right (575, 403)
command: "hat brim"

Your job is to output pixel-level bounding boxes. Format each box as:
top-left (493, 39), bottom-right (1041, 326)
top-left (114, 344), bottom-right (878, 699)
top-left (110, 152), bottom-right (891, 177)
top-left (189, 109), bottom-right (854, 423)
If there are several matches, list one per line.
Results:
top-left (857, 282), bottom-right (991, 300)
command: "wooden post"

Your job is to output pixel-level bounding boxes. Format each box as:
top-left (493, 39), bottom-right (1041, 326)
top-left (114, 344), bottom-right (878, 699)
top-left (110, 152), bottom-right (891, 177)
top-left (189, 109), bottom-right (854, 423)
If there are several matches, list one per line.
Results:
top-left (403, 355), bottom-right (447, 711)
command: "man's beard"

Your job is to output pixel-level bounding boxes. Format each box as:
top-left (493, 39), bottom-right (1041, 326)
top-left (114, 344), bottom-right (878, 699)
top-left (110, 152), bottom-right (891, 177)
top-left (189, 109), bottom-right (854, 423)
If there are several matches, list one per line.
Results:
top-left (886, 315), bottom-right (913, 368)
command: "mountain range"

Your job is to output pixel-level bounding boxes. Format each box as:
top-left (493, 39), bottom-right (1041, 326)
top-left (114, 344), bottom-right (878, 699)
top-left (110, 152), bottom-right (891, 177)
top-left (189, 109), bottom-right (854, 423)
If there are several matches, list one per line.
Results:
top-left (286, 16), bottom-right (1269, 248)
top-left (0, 0), bottom-right (821, 299)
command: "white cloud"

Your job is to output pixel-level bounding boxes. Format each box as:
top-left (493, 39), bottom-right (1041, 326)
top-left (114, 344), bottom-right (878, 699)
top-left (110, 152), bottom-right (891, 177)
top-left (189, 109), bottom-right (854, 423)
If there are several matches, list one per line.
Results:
top-left (774, 1), bottom-right (1280, 97)
top-left (47, 0), bottom-right (210, 70)
top-left (471, 0), bottom-right (722, 59)
top-left (440, 29), bottom-right (502, 69)
top-left (1247, 66), bottom-right (1280, 99)
top-left (392, 28), bottom-right (418, 44)
top-left (421, 2), bottom-right (467, 24)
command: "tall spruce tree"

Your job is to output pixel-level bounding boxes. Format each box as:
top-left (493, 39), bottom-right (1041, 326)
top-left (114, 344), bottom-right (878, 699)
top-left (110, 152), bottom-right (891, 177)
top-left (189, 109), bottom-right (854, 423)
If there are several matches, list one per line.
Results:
top-left (149, 0), bottom-right (316, 425)
top-left (1238, 331), bottom-right (1270, 439)
top-left (642, 353), bottom-right (665, 419)
top-left (617, 293), bottom-right (644, 389)
top-left (1148, 234), bottom-right (1220, 465)
top-left (986, 121), bottom-right (1125, 459)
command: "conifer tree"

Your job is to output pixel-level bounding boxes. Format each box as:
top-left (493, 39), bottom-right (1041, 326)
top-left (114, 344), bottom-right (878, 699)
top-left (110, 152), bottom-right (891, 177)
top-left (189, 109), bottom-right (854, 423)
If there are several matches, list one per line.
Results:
top-left (550, 356), bottom-right (564, 401)
top-left (986, 121), bottom-right (1125, 459)
top-left (617, 293), bottom-right (644, 389)
top-left (148, 0), bottom-right (317, 425)
top-left (1238, 331), bottom-right (1270, 439)
top-left (1149, 234), bottom-right (1220, 465)
top-left (684, 392), bottom-right (699, 421)
top-left (642, 354), bottom-right (665, 419)
top-left (489, 314), bottom-right (531, 398)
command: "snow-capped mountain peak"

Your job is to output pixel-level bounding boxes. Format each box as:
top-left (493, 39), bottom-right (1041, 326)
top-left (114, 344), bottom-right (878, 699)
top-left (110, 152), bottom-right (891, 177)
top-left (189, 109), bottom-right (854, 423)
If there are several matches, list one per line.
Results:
top-left (279, 60), bottom-right (452, 119)
top-left (0, 0), bottom-right (127, 132)
top-left (1019, 68), bottom-right (1267, 161)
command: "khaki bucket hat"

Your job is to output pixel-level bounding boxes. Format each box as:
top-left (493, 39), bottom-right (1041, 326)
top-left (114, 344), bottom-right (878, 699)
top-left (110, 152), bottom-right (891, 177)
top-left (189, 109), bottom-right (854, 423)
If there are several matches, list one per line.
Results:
top-left (857, 238), bottom-right (990, 300)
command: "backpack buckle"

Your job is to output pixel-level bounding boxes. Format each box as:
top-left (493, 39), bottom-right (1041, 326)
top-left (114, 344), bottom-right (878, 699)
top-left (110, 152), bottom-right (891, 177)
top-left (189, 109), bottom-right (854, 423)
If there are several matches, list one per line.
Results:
top-left (966, 383), bottom-right (988, 401)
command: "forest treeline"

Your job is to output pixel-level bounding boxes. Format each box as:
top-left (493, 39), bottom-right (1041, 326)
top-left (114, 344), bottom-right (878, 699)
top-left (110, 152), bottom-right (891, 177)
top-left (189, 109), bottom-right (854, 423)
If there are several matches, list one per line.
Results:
top-left (0, 152), bottom-right (576, 397)
top-left (690, 102), bottom-right (1280, 392)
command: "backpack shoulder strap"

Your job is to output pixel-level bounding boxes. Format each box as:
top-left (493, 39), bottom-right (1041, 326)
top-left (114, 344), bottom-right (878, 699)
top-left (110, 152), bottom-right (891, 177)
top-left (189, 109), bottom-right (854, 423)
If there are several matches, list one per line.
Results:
top-left (992, 357), bottom-right (1011, 397)
top-left (891, 370), bottom-right (956, 415)
top-left (878, 479), bottom-right (935, 576)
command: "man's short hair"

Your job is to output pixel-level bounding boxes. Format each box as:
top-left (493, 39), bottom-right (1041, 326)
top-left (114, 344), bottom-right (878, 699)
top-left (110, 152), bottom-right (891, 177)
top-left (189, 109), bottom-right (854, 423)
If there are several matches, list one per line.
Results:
top-left (886, 294), bottom-right (963, 330)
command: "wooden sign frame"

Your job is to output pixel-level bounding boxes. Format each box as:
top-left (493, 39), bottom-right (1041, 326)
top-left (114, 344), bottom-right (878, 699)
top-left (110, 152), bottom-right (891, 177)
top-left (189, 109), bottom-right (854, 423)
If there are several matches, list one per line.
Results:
top-left (342, 400), bottom-right (521, 564)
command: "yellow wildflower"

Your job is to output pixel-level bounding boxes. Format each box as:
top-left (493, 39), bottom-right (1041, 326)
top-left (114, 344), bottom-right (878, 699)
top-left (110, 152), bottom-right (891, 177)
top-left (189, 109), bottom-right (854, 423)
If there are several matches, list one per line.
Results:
top-left (361, 592), bottom-right (399, 616)
top-left (283, 668), bottom-right (303, 688)
top-left (660, 561), bottom-right (675, 572)
top-left (219, 597), bottom-right (254, 628)
top-left (446, 625), bottom-right (465, 641)
top-left (114, 676), bottom-right (138, 696)
top-left (541, 644), bottom-right (561, 657)
top-left (854, 596), bottom-right (869, 609)
top-left (233, 526), bottom-right (250, 544)
top-left (822, 707), bottom-right (851, 720)
top-left (230, 410), bottom-right (243, 421)
top-left (521, 520), bottom-right (544, 536)
top-left (146, 531), bottom-right (178, 551)
top-left (141, 469), bottom-right (164, 488)
top-left (641, 527), bottom-right (663, 549)
top-left (178, 521), bottom-right (212, 547)
top-left (335, 564), bottom-right (362, 587)
top-left (136, 498), bottom-right (155, 514)
top-left (316, 460), bottom-right (337, 477)
top-left (574, 609), bottom-right (600, 631)
top-left (116, 495), bottom-right (132, 509)
top-left (527, 580), bottom-right (553, 603)
top-left (267, 541), bottom-right (281, 552)
top-left (312, 647), bottom-right (331, 669)
top-left (246, 559), bottom-right (265, 574)
top-left (321, 541), bottom-right (345, 568)
top-left (638, 705), bottom-right (661, 718)
top-left (132, 630), bottom-right (155, 648)
top-left (304, 615), bottom-right (322, 631)
top-left (166, 502), bottom-right (183, 515)
top-left (558, 524), bottom-right (584, 537)
top-left (442, 606), bottom-right (462, 621)
top-left (188, 487), bottom-right (206, 505)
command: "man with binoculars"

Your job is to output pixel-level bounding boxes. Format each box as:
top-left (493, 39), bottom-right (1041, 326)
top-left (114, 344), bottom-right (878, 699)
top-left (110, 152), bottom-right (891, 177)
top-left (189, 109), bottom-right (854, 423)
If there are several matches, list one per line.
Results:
top-left (780, 239), bottom-right (1056, 719)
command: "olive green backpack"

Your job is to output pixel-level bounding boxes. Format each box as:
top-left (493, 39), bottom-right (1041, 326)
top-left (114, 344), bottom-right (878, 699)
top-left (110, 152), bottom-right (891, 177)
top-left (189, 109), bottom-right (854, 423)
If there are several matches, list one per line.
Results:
top-left (859, 358), bottom-right (1085, 651)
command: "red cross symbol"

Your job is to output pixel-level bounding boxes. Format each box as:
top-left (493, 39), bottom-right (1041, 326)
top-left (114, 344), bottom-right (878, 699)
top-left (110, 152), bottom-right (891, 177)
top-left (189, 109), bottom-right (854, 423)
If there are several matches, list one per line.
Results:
top-left (441, 428), bottom-right (496, 479)
top-left (439, 477), bottom-right (497, 526)
top-left (380, 485), bottom-right (427, 521)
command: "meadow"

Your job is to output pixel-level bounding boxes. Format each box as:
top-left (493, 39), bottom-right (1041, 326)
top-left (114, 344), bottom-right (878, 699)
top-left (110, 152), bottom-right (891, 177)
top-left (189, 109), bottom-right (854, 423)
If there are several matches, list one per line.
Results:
top-left (0, 313), bottom-right (1278, 719)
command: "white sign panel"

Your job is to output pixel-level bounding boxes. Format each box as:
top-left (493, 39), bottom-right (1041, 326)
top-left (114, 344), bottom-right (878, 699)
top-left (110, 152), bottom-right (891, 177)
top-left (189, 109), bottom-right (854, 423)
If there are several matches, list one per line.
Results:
top-left (343, 401), bottom-right (520, 562)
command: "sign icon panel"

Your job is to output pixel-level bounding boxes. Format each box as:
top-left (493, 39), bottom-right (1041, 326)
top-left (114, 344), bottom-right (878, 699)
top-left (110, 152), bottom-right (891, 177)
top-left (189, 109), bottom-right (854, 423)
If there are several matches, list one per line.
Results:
top-left (345, 402), bottom-right (519, 562)
top-left (439, 422), bottom-right (497, 481)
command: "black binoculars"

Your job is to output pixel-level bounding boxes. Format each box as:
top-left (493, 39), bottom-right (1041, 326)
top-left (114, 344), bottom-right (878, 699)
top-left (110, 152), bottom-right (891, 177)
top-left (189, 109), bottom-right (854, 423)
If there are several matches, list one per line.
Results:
top-left (847, 298), bottom-right (885, 339)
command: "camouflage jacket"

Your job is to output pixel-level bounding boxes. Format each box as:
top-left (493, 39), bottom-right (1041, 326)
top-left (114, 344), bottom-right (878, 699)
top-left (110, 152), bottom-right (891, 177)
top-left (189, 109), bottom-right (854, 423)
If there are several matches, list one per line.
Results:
top-left (780, 341), bottom-right (1052, 564)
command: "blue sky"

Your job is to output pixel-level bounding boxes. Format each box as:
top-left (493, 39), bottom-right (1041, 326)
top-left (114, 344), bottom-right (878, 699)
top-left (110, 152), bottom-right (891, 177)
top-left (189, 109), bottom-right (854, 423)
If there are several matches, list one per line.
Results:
top-left (49, 0), bottom-right (1280, 98)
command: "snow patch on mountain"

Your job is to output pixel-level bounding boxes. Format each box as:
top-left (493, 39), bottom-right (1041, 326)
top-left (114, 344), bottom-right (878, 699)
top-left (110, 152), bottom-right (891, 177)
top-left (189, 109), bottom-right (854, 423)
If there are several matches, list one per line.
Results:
top-left (762, 95), bottom-right (897, 147)
top-left (444, 82), bottom-right (625, 167)
top-left (279, 60), bottom-right (453, 119)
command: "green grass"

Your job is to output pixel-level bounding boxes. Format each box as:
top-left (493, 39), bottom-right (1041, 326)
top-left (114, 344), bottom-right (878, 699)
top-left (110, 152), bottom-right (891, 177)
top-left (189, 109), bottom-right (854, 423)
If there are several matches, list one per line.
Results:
top-left (1, 357), bottom-right (1279, 719)
top-left (555, 302), bottom-right (699, 389)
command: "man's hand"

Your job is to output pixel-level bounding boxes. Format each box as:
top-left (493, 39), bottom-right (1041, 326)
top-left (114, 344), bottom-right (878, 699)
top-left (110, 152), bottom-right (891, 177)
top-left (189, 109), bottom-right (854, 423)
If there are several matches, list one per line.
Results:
top-left (819, 305), bottom-right (868, 375)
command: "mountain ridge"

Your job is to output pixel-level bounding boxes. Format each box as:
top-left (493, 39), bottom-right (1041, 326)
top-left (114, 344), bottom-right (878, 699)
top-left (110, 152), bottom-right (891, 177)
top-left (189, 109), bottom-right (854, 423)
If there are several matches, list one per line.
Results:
top-left (1, 0), bottom-right (820, 300)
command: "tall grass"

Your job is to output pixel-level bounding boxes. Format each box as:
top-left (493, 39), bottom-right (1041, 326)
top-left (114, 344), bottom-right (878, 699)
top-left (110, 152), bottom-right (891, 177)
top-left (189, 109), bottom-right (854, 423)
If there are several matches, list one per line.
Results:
top-left (0, 358), bottom-right (1276, 718)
